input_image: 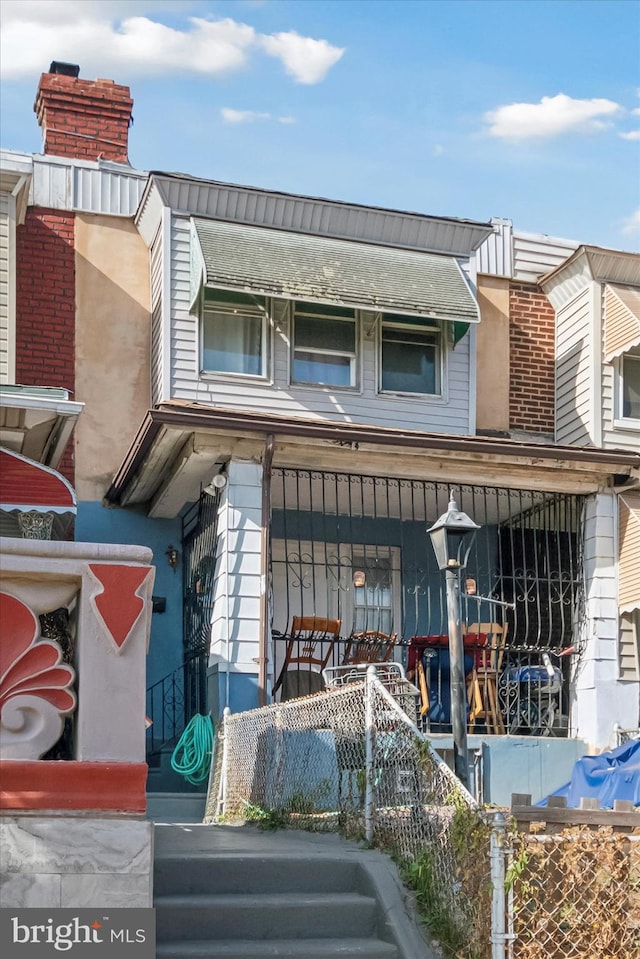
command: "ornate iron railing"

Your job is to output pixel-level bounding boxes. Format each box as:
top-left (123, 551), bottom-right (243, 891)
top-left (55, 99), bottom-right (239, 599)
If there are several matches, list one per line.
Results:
top-left (269, 469), bottom-right (586, 736)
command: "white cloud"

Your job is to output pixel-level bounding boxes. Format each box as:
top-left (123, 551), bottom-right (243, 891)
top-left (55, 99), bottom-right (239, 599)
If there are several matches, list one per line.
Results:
top-left (431, 144), bottom-right (444, 157)
top-left (221, 108), bottom-right (296, 125)
top-left (484, 93), bottom-right (622, 140)
top-left (621, 208), bottom-right (640, 237)
top-left (221, 108), bottom-right (270, 124)
top-left (620, 130), bottom-right (640, 141)
top-left (0, 2), bottom-right (343, 85)
top-left (259, 31), bottom-right (345, 85)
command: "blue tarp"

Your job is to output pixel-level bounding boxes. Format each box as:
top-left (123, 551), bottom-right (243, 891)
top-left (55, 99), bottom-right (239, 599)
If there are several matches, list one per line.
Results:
top-left (538, 738), bottom-right (640, 808)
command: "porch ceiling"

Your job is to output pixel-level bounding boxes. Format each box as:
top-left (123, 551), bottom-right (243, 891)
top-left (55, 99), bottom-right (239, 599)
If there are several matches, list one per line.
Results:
top-left (104, 402), bottom-right (640, 518)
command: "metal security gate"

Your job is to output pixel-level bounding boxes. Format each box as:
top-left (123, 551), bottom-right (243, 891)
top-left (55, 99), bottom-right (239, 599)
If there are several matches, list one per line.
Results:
top-left (269, 469), bottom-right (586, 734)
top-left (182, 487), bottom-right (222, 721)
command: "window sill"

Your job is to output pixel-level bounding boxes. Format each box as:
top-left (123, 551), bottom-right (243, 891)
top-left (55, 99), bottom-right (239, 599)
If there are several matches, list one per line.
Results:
top-left (378, 389), bottom-right (445, 403)
top-left (613, 418), bottom-right (640, 432)
top-left (199, 370), bottom-right (273, 386)
top-left (289, 381), bottom-right (362, 394)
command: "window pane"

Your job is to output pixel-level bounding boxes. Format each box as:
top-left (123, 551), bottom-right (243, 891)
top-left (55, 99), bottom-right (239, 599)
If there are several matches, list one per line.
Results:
top-left (292, 307), bottom-right (357, 387)
top-left (295, 315), bottom-right (356, 351)
top-left (293, 351), bottom-right (352, 386)
top-left (382, 327), bottom-right (437, 394)
top-left (623, 355), bottom-right (640, 418)
top-left (203, 310), bottom-right (263, 375)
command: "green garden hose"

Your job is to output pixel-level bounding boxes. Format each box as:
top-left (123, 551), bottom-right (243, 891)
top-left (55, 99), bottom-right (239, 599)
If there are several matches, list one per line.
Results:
top-left (170, 714), bottom-right (214, 786)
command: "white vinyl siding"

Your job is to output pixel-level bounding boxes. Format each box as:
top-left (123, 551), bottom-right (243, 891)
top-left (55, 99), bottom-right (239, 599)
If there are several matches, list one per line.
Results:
top-left (0, 191), bottom-right (15, 384)
top-left (555, 288), bottom-right (594, 445)
top-left (150, 226), bottom-right (165, 405)
top-left (167, 215), bottom-right (474, 433)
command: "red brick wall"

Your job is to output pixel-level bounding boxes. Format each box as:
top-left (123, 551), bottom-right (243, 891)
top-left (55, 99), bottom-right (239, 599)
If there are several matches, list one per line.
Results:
top-left (15, 208), bottom-right (76, 482)
top-left (509, 283), bottom-right (556, 434)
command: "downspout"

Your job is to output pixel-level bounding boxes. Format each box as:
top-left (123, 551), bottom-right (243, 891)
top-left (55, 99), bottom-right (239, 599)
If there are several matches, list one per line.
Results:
top-left (259, 433), bottom-right (275, 706)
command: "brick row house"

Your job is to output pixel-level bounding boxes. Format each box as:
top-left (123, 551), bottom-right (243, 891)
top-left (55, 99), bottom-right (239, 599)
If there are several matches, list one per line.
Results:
top-left (1, 65), bottom-right (639, 813)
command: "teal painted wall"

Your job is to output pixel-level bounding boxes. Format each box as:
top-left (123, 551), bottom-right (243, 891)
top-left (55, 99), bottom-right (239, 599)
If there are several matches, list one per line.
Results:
top-left (76, 502), bottom-right (183, 689)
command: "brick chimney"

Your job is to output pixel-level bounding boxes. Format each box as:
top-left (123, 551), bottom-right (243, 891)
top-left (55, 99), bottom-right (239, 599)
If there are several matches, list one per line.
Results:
top-left (34, 61), bottom-right (133, 163)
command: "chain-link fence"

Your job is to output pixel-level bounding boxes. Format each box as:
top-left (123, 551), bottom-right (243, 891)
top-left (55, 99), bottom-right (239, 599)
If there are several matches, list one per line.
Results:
top-left (506, 828), bottom-right (640, 959)
top-left (204, 672), bottom-right (639, 959)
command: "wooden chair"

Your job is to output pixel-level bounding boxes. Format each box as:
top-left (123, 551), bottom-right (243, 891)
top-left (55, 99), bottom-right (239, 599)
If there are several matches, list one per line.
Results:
top-left (341, 630), bottom-right (397, 665)
top-left (465, 622), bottom-right (508, 734)
top-left (272, 616), bottom-right (341, 701)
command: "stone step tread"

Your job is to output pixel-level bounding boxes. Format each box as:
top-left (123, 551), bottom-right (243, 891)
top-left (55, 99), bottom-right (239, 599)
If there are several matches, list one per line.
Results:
top-left (155, 938), bottom-right (398, 958)
top-left (155, 891), bottom-right (374, 908)
top-left (154, 855), bottom-right (360, 895)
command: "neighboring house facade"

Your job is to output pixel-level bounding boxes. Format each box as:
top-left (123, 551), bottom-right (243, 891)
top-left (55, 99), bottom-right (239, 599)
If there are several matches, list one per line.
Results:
top-left (0, 64), bottom-right (182, 689)
top-left (541, 247), bottom-right (640, 744)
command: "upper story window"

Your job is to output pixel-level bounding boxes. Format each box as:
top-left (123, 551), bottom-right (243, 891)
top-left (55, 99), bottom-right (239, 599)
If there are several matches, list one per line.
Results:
top-left (291, 302), bottom-right (358, 388)
top-left (201, 289), bottom-right (267, 378)
top-left (622, 348), bottom-right (640, 420)
top-left (381, 315), bottom-right (441, 395)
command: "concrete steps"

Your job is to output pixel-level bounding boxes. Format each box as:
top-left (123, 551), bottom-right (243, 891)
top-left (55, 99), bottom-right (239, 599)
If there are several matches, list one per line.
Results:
top-left (153, 824), bottom-right (434, 958)
top-left (156, 937), bottom-right (398, 957)
top-left (146, 791), bottom-right (207, 823)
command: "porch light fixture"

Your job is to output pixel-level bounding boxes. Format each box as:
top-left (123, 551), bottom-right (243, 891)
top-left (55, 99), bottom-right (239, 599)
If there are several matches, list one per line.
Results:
top-left (166, 545), bottom-right (179, 572)
top-left (353, 570), bottom-right (366, 588)
top-left (427, 494), bottom-right (480, 793)
top-left (204, 473), bottom-right (227, 496)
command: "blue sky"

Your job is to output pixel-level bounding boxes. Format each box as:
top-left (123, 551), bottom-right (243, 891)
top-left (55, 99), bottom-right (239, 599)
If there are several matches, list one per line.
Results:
top-left (1, 0), bottom-right (639, 250)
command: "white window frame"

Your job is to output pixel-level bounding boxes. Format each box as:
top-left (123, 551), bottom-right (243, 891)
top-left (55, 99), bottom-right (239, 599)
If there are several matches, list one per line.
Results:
top-left (616, 348), bottom-right (640, 426)
top-left (379, 316), bottom-right (443, 397)
top-left (350, 547), bottom-right (402, 636)
top-left (200, 290), bottom-right (269, 380)
top-left (290, 302), bottom-right (359, 389)
top-left (619, 347), bottom-right (640, 425)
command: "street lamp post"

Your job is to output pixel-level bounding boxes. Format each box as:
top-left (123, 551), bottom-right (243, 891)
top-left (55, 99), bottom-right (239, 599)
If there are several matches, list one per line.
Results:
top-left (428, 494), bottom-right (480, 791)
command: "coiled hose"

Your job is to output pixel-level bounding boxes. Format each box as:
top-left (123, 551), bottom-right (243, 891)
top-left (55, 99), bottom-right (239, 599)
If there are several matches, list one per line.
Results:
top-left (170, 714), bottom-right (214, 786)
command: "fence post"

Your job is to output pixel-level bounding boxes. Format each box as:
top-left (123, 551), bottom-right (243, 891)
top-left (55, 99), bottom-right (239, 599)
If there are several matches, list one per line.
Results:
top-left (490, 810), bottom-right (507, 959)
top-left (365, 665), bottom-right (376, 843)
top-left (218, 706), bottom-right (231, 819)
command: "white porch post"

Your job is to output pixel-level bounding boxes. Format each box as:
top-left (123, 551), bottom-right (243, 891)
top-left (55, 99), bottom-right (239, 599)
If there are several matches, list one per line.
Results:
top-left (210, 459), bottom-right (263, 711)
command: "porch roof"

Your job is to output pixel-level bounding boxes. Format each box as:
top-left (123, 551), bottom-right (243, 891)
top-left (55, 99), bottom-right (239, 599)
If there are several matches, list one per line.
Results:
top-left (190, 218), bottom-right (480, 323)
top-left (104, 401), bottom-right (640, 517)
